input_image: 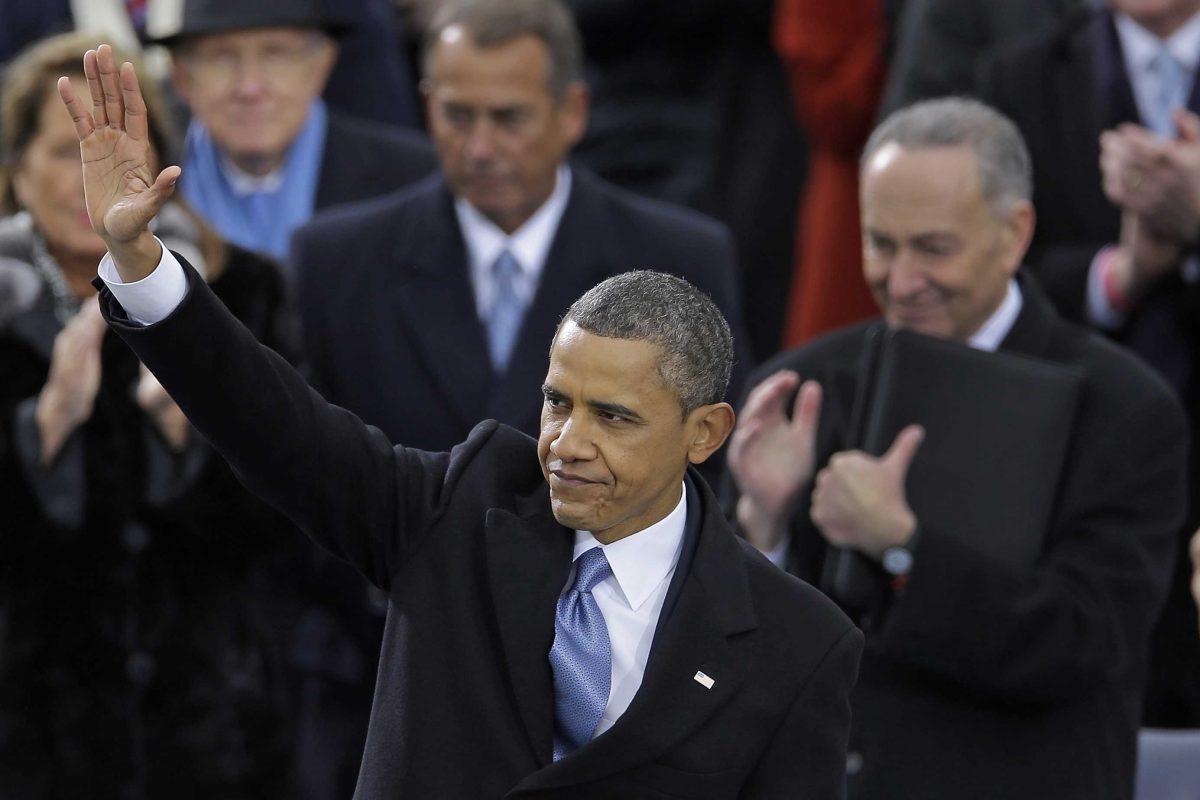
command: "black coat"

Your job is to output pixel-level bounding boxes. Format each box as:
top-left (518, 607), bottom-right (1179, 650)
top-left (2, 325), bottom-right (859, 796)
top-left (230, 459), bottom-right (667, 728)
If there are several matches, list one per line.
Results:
top-left (733, 276), bottom-right (1188, 800)
top-left (0, 248), bottom-right (306, 799)
top-left (293, 168), bottom-right (753, 457)
top-left (98, 258), bottom-right (864, 800)
top-left (313, 111), bottom-right (437, 213)
top-left (978, 8), bottom-right (1200, 726)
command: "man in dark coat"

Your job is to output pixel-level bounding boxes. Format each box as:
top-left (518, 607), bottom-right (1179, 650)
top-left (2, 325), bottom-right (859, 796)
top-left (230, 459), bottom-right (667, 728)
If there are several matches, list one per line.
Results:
top-left (976, 0), bottom-right (1200, 726)
top-left (292, 0), bottom-right (752, 458)
top-left (726, 98), bottom-right (1187, 799)
top-left (153, 0), bottom-right (436, 261)
top-left (55, 44), bottom-right (865, 797)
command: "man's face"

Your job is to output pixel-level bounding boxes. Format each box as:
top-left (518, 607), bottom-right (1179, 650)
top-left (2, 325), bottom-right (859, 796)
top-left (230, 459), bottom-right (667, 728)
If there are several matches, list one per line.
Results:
top-left (537, 323), bottom-right (696, 543)
top-left (860, 143), bottom-right (1033, 341)
top-left (424, 28), bottom-right (587, 234)
top-left (172, 27), bottom-right (337, 172)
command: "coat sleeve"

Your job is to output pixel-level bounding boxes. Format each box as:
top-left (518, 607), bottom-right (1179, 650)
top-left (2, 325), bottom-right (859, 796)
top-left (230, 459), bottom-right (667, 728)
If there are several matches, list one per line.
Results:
top-left (96, 253), bottom-right (459, 592)
top-left (739, 627), bottom-right (863, 799)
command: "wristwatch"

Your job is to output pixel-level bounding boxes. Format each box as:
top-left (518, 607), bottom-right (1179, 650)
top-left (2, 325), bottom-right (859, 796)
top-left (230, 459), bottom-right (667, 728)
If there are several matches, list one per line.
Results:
top-left (880, 545), bottom-right (914, 577)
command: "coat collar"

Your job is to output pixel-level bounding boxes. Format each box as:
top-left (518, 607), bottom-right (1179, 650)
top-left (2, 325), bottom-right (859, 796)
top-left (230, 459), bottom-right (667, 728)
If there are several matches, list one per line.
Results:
top-left (503, 471), bottom-right (758, 794)
top-left (388, 170), bottom-right (614, 436)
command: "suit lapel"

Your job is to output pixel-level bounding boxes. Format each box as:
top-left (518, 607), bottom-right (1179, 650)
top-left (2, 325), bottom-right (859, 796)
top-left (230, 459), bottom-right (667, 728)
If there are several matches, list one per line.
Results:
top-left (999, 273), bottom-right (1060, 360)
top-left (485, 484), bottom-right (575, 767)
top-left (511, 479), bottom-right (757, 793)
top-left (487, 173), bottom-right (612, 431)
top-left (391, 180), bottom-right (494, 429)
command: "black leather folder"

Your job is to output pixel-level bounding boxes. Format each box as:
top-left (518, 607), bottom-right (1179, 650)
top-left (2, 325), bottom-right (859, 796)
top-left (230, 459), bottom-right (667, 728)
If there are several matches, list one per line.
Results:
top-left (823, 325), bottom-right (1085, 610)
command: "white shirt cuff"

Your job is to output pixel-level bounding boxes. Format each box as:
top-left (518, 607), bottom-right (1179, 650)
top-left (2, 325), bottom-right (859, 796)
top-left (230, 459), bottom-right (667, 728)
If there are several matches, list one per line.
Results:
top-left (97, 239), bottom-right (188, 326)
top-left (1086, 245), bottom-right (1127, 331)
top-left (763, 537), bottom-right (790, 570)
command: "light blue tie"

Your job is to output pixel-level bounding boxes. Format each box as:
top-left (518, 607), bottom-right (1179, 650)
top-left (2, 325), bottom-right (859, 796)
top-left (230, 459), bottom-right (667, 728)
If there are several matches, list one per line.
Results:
top-left (487, 250), bottom-right (524, 372)
top-left (1147, 48), bottom-right (1190, 137)
top-left (550, 547), bottom-right (613, 761)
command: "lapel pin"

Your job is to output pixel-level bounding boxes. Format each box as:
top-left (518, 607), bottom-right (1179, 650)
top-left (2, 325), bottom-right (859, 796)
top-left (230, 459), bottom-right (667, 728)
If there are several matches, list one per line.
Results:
top-left (693, 670), bottom-right (715, 690)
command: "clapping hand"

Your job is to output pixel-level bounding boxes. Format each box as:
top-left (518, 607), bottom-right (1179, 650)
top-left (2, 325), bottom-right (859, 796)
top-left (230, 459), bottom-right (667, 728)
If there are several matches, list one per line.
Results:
top-left (809, 426), bottom-right (923, 559)
top-left (727, 371), bottom-right (822, 553)
top-left (57, 44), bottom-right (180, 280)
top-left (35, 299), bottom-right (108, 464)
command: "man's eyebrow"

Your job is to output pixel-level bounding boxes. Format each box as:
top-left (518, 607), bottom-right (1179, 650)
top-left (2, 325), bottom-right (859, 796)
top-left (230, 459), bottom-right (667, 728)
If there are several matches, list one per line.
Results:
top-left (589, 400), bottom-right (643, 421)
top-left (542, 384), bottom-right (563, 397)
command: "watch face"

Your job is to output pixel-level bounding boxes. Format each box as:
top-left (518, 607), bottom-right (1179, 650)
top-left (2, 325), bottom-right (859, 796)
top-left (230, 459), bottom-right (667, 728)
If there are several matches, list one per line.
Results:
top-left (882, 546), bottom-right (913, 576)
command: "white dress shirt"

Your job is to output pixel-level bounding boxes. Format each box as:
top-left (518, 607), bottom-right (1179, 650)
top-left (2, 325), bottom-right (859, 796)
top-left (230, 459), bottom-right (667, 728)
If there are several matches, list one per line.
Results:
top-left (762, 280), bottom-right (1022, 570)
top-left (1087, 11), bottom-right (1200, 328)
top-left (567, 484), bottom-right (687, 738)
top-left (455, 165), bottom-right (572, 320)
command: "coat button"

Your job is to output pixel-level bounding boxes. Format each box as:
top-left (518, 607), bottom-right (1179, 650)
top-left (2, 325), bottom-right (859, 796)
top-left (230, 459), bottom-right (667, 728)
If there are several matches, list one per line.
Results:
top-left (126, 650), bottom-right (157, 685)
top-left (847, 751), bottom-right (864, 775)
top-left (121, 522), bottom-right (151, 554)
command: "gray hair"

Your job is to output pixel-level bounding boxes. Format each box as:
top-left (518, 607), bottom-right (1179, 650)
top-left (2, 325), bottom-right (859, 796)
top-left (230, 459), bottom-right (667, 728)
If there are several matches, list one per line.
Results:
top-left (423, 0), bottom-right (584, 101)
top-left (560, 271), bottom-right (734, 417)
top-left (862, 97), bottom-right (1033, 216)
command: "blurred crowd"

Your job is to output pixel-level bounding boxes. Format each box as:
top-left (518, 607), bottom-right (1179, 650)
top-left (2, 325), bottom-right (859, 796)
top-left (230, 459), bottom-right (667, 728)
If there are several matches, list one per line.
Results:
top-left (1, 0), bottom-right (1199, 798)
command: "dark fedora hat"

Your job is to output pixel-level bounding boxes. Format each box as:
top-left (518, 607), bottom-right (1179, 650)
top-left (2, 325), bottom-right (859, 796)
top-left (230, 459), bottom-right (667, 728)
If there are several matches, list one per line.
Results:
top-left (147, 0), bottom-right (352, 47)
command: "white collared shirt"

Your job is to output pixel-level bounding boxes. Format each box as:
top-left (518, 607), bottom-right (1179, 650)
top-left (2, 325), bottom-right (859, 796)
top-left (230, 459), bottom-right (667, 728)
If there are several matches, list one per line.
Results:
top-left (1114, 10), bottom-right (1200, 131)
top-left (220, 155), bottom-right (285, 196)
top-left (967, 279), bottom-right (1023, 352)
top-left (455, 165), bottom-right (572, 320)
top-left (567, 483), bottom-right (687, 738)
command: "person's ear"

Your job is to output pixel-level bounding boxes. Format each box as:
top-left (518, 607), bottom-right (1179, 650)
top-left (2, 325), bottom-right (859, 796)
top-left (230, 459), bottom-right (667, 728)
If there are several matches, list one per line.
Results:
top-left (685, 402), bottom-right (735, 465)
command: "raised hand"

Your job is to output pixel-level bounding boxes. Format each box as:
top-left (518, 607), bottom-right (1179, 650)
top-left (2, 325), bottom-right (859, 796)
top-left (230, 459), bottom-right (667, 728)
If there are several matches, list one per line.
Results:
top-left (727, 371), bottom-right (822, 552)
top-left (57, 44), bottom-right (180, 280)
top-left (35, 298), bottom-right (108, 464)
top-left (809, 425), bottom-right (923, 559)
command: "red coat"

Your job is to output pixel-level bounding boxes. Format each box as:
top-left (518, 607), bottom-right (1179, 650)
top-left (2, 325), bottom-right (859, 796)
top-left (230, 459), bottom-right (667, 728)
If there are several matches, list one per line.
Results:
top-left (775, 0), bottom-right (885, 346)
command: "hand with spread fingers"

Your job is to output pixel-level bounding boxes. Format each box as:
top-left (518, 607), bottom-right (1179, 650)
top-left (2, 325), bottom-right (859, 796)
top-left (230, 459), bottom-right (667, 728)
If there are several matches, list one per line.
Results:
top-left (727, 371), bottom-right (823, 553)
top-left (57, 44), bottom-right (180, 280)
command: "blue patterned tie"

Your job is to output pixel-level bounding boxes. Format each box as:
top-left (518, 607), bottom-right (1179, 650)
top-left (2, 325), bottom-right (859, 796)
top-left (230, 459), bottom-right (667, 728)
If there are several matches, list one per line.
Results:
top-left (487, 250), bottom-right (524, 372)
top-left (1148, 48), bottom-right (1189, 137)
top-left (550, 547), bottom-right (613, 761)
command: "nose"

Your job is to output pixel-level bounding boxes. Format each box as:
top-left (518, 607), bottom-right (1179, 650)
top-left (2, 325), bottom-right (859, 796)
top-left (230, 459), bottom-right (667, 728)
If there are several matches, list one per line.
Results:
top-left (231, 55), bottom-right (269, 98)
top-left (549, 412), bottom-right (595, 463)
top-left (463, 120), bottom-right (498, 163)
top-left (886, 249), bottom-right (928, 302)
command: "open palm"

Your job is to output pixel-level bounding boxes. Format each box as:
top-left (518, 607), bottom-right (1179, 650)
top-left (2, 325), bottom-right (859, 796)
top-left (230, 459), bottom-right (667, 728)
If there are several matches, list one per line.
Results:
top-left (57, 45), bottom-right (179, 245)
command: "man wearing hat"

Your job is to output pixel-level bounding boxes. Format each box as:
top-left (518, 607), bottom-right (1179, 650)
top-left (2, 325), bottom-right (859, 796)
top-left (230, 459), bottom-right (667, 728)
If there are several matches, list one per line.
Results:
top-left (155, 0), bottom-right (437, 260)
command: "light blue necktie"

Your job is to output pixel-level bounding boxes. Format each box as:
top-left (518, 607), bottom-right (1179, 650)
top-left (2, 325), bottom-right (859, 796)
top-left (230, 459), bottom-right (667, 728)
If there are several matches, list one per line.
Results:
top-left (549, 547), bottom-right (613, 761)
top-left (1147, 48), bottom-right (1190, 137)
top-left (487, 250), bottom-right (524, 373)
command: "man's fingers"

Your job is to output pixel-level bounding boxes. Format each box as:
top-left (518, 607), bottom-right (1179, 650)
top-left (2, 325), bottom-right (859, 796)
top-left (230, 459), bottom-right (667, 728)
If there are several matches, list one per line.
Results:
top-left (83, 49), bottom-right (109, 128)
top-left (1175, 108), bottom-right (1200, 143)
top-left (96, 45), bottom-right (125, 131)
top-left (740, 370), bottom-right (800, 423)
top-left (57, 77), bottom-right (95, 140)
top-left (883, 424), bottom-right (924, 476)
top-left (790, 380), bottom-right (823, 437)
top-left (152, 165), bottom-right (182, 199)
top-left (119, 62), bottom-right (148, 141)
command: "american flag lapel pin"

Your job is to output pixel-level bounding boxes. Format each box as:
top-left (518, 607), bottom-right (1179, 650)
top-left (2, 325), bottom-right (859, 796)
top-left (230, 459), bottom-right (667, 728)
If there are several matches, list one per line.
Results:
top-left (693, 670), bottom-right (715, 690)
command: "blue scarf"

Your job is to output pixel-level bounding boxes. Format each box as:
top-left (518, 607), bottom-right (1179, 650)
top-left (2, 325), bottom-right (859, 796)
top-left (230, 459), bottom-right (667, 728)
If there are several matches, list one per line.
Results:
top-left (181, 100), bottom-right (328, 261)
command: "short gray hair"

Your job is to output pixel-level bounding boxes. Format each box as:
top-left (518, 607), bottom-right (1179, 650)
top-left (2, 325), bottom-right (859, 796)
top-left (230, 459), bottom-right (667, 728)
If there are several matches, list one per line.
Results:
top-left (862, 97), bottom-right (1033, 216)
top-left (560, 271), bottom-right (734, 416)
top-left (423, 0), bottom-right (584, 101)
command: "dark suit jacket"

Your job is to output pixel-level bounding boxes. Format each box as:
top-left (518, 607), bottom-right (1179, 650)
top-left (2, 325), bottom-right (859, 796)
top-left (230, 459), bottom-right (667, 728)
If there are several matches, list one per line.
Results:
top-left (96, 258), bottom-right (863, 799)
top-left (978, 8), bottom-right (1200, 727)
top-left (731, 276), bottom-right (1187, 800)
top-left (313, 112), bottom-right (437, 214)
top-left (292, 168), bottom-right (753, 457)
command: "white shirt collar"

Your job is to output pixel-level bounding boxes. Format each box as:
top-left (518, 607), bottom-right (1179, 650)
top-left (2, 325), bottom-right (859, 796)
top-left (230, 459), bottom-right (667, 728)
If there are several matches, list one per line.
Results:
top-left (1115, 10), bottom-right (1200, 74)
top-left (968, 279), bottom-right (1023, 352)
top-left (220, 153), bottom-right (285, 195)
top-left (572, 482), bottom-right (687, 612)
top-left (455, 165), bottom-right (573, 316)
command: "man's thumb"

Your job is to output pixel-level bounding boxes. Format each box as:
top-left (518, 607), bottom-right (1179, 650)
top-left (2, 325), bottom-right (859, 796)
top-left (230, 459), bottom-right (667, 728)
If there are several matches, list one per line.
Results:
top-left (1176, 108), bottom-right (1200, 143)
top-left (883, 424), bottom-right (925, 475)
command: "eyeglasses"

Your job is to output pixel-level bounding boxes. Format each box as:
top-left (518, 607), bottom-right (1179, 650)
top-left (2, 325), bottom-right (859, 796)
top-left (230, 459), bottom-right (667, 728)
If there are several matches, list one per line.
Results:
top-left (182, 38), bottom-right (323, 86)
